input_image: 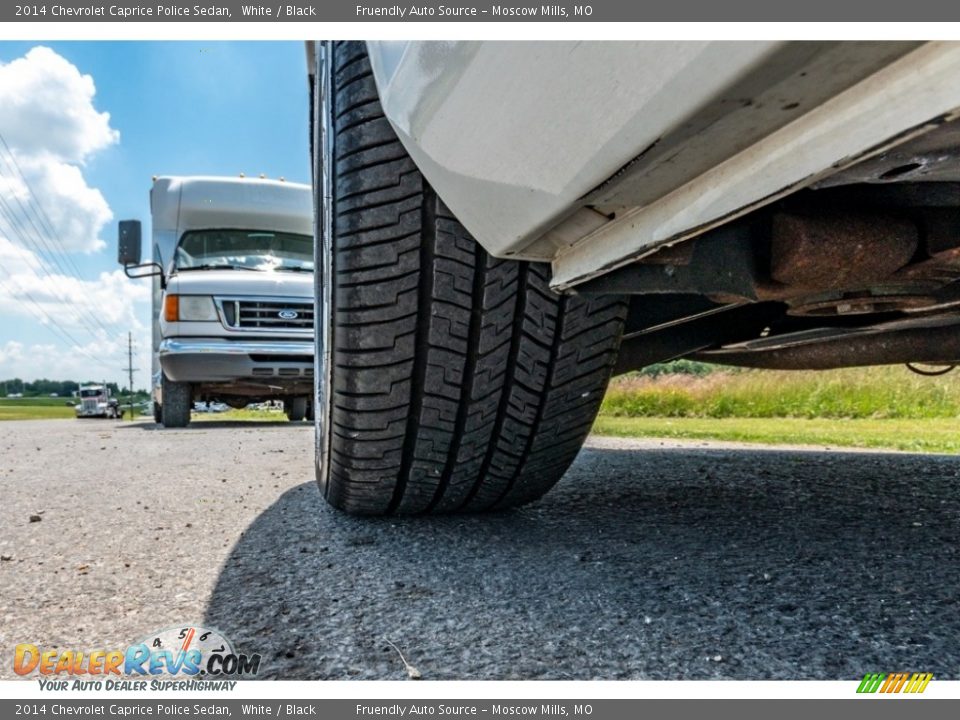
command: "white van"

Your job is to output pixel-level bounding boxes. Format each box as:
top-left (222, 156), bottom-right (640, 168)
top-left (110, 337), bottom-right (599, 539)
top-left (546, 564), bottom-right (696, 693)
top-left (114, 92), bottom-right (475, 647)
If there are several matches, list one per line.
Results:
top-left (119, 176), bottom-right (314, 428)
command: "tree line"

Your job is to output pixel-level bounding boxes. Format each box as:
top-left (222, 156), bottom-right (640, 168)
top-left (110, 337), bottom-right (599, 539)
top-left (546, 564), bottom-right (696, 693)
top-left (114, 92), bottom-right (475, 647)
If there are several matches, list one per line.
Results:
top-left (1, 378), bottom-right (126, 397)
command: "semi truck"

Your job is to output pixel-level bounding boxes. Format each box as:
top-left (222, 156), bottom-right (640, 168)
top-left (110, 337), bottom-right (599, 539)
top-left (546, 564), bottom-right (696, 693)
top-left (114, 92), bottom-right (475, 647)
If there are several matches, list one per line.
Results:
top-left (74, 385), bottom-right (122, 419)
top-left (118, 175), bottom-right (314, 428)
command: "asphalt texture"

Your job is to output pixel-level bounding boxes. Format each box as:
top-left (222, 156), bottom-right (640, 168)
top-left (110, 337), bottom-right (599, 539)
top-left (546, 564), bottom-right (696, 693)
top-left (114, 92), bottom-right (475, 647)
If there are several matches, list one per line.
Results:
top-left (1, 419), bottom-right (958, 680)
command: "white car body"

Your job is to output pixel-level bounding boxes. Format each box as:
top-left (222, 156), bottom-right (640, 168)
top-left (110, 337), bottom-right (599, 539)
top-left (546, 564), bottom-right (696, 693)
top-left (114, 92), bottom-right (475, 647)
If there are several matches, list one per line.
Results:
top-left (365, 41), bottom-right (960, 289)
top-left (305, 40), bottom-right (960, 515)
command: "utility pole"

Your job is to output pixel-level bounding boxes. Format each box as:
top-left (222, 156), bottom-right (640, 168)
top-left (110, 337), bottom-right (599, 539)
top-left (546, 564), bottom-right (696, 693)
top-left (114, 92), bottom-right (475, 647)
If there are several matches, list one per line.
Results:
top-left (122, 332), bottom-right (137, 421)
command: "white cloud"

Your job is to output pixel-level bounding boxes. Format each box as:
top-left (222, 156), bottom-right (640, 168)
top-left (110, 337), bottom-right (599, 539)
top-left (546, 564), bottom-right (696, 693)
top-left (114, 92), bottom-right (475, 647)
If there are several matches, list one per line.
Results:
top-left (0, 340), bottom-right (24, 365)
top-left (0, 267), bottom-right (150, 328)
top-left (0, 47), bottom-right (148, 385)
top-left (0, 235), bottom-right (41, 274)
top-left (0, 46), bottom-right (119, 254)
top-left (0, 334), bottom-right (153, 388)
top-left (13, 156), bottom-right (114, 254)
top-left (0, 264), bottom-right (152, 383)
top-left (0, 46), bottom-right (118, 164)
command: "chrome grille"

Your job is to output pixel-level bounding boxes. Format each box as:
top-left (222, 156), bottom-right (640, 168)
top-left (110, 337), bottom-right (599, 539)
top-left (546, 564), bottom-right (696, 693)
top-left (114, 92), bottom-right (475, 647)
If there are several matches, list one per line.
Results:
top-left (218, 299), bottom-right (314, 332)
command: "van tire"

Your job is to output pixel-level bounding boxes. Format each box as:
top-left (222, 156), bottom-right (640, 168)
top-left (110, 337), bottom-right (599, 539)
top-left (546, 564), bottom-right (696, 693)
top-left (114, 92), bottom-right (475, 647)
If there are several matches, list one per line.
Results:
top-left (316, 41), bottom-right (627, 515)
top-left (285, 397), bottom-right (307, 422)
top-left (161, 375), bottom-right (191, 428)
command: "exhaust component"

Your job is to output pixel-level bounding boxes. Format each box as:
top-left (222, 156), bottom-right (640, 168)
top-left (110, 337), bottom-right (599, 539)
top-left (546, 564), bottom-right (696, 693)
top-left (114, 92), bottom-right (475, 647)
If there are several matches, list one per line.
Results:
top-left (769, 211), bottom-right (918, 289)
top-left (696, 317), bottom-right (960, 370)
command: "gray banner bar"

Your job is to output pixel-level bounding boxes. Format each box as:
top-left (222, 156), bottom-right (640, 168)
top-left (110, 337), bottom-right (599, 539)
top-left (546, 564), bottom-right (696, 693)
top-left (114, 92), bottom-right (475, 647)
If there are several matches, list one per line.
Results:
top-left (1, 700), bottom-right (959, 720)
top-left (4, 0), bottom-right (960, 22)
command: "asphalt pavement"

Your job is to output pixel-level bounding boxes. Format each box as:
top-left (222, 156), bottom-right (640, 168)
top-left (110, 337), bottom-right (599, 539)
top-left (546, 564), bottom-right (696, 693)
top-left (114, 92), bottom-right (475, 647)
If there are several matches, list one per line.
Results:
top-left (1, 419), bottom-right (957, 680)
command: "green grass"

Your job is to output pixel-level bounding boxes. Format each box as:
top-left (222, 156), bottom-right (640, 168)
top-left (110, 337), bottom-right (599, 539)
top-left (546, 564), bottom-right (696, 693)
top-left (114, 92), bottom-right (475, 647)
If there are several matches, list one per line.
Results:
top-left (0, 397), bottom-right (149, 421)
top-left (0, 399), bottom-right (294, 423)
top-left (0, 404), bottom-right (76, 421)
top-left (596, 366), bottom-right (960, 452)
top-left (601, 365), bottom-right (960, 419)
top-left (592, 416), bottom-right (960, 454)
top-left (191, 407), bottom-right (289, 422)
top-left (0, 397), bottom-right (76, 407)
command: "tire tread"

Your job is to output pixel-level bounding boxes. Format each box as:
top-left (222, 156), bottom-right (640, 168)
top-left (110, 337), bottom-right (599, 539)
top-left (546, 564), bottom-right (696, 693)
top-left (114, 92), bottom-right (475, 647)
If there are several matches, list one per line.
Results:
top-left (324, 41), bottom-right (626, 515)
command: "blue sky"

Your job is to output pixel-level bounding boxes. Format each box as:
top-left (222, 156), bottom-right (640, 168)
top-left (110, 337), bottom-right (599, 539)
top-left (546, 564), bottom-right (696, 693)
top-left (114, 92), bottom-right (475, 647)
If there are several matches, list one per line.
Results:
top-left (0, 41), bottom-right (310, 386)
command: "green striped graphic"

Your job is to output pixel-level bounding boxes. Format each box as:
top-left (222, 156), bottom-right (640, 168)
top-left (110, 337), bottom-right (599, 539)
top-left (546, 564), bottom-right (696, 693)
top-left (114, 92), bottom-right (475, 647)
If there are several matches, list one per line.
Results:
top-left (857, 673), bottom-right (887, 693)
top-left (857, 672), bottom-right (933, 694)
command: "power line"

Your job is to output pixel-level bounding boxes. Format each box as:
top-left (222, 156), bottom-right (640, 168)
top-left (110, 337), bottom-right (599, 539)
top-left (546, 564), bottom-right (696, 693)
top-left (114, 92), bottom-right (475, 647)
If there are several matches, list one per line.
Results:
top-left (0, 132), bottom-right (139, 378)
top-left (0, 134), bottom-right (119, 338)
top-left (0, 202), bottom-right (122, 342)
top-left (0, 259), bottom-right (115, 371)
top-left (0, 133), bottom-right (92, 280)
top-left (0, 199), bottom-right (118, 339)
top-left (0, 142), bottom-right (89, 283)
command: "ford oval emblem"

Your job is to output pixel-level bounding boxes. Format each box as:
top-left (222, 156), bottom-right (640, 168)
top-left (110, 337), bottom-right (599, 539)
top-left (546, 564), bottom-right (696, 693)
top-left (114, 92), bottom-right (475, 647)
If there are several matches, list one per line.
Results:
top-left (278, 310), bottom-right (299, 320)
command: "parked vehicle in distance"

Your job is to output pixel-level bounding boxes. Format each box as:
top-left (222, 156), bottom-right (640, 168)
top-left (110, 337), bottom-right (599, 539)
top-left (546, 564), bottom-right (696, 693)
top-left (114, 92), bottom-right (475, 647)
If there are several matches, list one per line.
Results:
top-left (308, 41), bottom-right (960, 515)
top-left (75, 385), bottom-right (122, 419)
top-left (118, 176), bottom-right (314, 428)
top-left (194, 401), bottom-right (229, 413)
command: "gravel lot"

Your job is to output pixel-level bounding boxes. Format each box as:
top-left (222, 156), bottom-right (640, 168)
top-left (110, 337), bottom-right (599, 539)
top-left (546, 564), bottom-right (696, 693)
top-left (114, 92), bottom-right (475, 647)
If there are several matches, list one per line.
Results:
top-left (1, 419), bottom-right (958, 680)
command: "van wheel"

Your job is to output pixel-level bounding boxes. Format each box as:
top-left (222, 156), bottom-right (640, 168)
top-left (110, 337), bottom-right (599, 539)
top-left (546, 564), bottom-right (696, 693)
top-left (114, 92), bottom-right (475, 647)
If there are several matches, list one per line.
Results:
top-left (312, 41), bottom-right (627, 515)
top-left (161, 375), bottom-right (191, 428)
top-left (285, 397), bottom-right (307, 422)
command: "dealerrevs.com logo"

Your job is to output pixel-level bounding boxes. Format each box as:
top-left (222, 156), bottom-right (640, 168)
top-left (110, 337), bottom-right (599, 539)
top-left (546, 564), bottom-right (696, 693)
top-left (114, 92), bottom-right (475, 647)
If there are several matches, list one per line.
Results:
top-left (14, 626), bottom-right (261, 690)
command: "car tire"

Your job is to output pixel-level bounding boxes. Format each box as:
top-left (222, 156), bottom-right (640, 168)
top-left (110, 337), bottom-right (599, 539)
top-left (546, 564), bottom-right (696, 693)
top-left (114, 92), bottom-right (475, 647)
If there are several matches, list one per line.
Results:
top-left (285, 396), bottom-right (307, 422)
top-left (161, 374), bottom-right (191, 428)
top-left (313, 41), bottom-right (627, 515)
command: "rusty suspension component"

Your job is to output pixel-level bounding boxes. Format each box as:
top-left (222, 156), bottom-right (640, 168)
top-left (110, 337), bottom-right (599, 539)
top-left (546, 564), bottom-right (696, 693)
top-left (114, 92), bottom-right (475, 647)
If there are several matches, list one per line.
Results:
top-left (696, 319), bottom-right (960, 370)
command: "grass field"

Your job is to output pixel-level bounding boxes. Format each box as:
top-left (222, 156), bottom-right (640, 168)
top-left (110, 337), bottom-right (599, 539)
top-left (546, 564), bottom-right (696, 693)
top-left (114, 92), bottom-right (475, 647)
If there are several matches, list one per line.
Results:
top-left (0, 404), bottom-right (76, 421)
top-left (592, 416), bottom-right (960, 454)
top-left (6, 365), bottom-right (960, 453)
top-left (601, 365), bottom-right (960, 419)
top-left (0, 403), bottom-right (293, 422)
top-left (0, 398), bottom-right (146, 421)
top-left (593, 365), bottom-right (960, 453)
top-left (0, 397), bottom-right (75, 407)
top-left (192, 408), bottom-right (289, 422)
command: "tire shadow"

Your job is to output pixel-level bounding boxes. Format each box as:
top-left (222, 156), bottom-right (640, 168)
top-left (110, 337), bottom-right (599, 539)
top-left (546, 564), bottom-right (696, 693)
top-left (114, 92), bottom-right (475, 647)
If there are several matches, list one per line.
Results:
top-left (204, 444), bottom-right (960, 680)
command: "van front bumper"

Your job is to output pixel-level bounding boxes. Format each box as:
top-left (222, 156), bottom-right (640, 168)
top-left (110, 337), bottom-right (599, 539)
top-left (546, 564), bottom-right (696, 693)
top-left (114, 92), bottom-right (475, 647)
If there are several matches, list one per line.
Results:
top-left (158, 338), bottom-right (314, 383)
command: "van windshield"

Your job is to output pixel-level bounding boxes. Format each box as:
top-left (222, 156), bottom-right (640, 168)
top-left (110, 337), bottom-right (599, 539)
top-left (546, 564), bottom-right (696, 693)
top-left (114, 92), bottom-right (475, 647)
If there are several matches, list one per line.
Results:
top-left (174, 230), bottom-right (313, 273)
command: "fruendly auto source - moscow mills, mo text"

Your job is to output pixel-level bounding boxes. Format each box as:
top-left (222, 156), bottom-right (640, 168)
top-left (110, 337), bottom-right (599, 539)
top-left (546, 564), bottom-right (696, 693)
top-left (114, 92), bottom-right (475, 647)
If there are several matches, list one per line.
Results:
top-left (354, 5), bottom-right (592, 17)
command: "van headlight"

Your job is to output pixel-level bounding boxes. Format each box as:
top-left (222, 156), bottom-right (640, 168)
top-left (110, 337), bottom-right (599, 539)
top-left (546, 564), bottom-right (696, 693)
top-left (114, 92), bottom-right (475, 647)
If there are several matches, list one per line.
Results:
top-left (165, 295), bottom-right (218, 322)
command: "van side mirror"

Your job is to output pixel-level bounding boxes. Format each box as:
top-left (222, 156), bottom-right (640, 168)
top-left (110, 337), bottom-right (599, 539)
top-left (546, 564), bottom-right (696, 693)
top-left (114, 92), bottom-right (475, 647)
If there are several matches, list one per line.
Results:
top-left (118, 219), bottom-right (165, 288)
top-left (118, 220), bottom-right (142, 266)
